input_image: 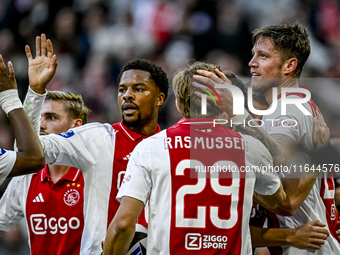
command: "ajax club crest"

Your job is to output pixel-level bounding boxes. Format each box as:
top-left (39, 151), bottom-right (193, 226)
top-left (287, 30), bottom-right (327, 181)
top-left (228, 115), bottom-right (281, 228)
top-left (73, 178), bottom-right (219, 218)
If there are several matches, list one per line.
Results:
top-left (64, 189), bottom-right (80, 206)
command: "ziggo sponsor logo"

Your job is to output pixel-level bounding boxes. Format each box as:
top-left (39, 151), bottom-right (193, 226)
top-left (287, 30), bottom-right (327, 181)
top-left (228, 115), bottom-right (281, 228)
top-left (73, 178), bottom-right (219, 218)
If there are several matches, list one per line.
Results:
top-left (185, 233), bottom-right (228, 250)
top-left (30, 214), bottom-right (80, 235)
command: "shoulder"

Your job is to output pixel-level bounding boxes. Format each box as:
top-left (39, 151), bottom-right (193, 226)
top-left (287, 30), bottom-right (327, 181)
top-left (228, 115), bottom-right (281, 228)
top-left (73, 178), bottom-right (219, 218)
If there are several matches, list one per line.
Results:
top-left (7, 173), bottom-right (34, 190)
top-left (132, 130), bottom-right (167, 157)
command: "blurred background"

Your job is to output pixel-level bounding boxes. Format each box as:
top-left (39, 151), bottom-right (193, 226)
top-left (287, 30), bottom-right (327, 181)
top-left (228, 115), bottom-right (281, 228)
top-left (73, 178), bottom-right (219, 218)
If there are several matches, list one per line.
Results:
top-left (0, 0), bottom-right (340, 254)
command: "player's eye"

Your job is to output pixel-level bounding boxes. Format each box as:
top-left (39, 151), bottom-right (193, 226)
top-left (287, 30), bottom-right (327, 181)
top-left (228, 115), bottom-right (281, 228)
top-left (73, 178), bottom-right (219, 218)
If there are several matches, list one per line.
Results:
top-left (136, 88), bottom-right (144, 92)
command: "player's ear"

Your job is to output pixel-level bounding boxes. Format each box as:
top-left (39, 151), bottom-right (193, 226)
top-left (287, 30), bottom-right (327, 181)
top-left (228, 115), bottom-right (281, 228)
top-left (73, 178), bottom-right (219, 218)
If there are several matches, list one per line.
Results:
top-left (72, 118), bottom-right (83, 128)
top-left (283, 58), bottom-right (297, 76)
top-left (156, 92), bottom-right (165, 107)
top-left (175, 99), bottom-right (180, 113)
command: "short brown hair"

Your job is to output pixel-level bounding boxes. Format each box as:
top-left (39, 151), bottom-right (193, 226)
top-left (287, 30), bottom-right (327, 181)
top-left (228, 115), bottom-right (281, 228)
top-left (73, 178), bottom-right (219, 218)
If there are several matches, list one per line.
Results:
top-left (252, 21), bottom-right (310, 78)
top-left (46, 91), bottom-right (90, 124)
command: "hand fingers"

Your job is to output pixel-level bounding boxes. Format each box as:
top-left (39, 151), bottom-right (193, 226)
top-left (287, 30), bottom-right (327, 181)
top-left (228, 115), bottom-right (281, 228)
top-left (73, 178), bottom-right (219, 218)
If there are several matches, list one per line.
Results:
top-left (0, 55), bottom-right (7, 76)
top-left (47, 39), bottom-right (54, 58)
top-left (49, 54), bottom-right (58, 75)
top-left (313, 117), bottom-right (320, 130)
top-left (310, 231), bottom-right (329, 240)
top-left (196, 69), bottom-right (225, 84)
top-left (35, 36), bottom-right (41, 57)
top-left (7, 61), bottom-right (15, 80)
top-left (41, 33), bottom-right (47, 56)
top-left (315, 111), bottom-right (326, 125)
top-left (311, 220), bottom-right (326, 227)
top-left (194, 91), bottom-right (217, 104)
top-left (52, 54), bottom-right (58, 67)
top-left (193, 74), bottom-right (218, 88)
top-left (192, 81), bottom-right (214, 91)
top-left (25, 45), bottom-right (33, 60)
top-left (306, 243), bottom-right (322, 249)
top-left (215, 69), bottom-right (232, 83)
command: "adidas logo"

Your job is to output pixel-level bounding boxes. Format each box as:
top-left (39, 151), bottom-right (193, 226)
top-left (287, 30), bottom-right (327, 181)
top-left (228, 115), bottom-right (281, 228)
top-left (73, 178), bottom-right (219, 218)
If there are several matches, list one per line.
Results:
top-left (123, 153), bottom-right (132, 160)
top-left (33, 193), bottom-right (44, 203)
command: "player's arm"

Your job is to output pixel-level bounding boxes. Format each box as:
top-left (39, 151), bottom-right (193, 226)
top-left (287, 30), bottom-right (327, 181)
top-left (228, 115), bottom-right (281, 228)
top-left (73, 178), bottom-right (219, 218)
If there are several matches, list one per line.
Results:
top-left (254, 182), bottom-right (286, 210)
top-left (0, 55), bottom-right (45, 177)
top-left (103, 196), bottom-right (144, 255)
top-left (22, 33), bottom-right (57, 134)
top-left (251, 221), bottom-right (329, 249)
top-left (264, 133), bottom-right (319, 216)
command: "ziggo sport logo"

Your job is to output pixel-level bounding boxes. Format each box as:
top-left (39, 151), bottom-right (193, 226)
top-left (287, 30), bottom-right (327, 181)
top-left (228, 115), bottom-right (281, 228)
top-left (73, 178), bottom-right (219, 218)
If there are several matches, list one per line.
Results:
top-left (185, 233), bottom-right (228, 250)
top-left (200, 85), bottom-right (312, 117)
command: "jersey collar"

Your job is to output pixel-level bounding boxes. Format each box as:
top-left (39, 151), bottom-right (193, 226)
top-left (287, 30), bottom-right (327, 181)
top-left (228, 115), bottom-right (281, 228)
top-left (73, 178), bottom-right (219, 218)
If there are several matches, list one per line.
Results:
top-left (119, 120), bottom-right (161, 142)
top-left (40, 165), bottom-right (82, 183)
top-left (277, 86), bottom-right (309, 99)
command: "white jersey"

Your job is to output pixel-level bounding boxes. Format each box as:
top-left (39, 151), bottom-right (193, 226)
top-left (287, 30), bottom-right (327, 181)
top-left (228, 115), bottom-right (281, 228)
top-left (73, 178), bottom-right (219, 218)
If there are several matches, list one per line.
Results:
top-left (117, 119), bottom-right (281, 255)
top-left (17, 87), bottom-right (156, 254)
top-left (263, 90), bottom-right (340, 255)
top-left (0, 148), bottom-right (16, 185)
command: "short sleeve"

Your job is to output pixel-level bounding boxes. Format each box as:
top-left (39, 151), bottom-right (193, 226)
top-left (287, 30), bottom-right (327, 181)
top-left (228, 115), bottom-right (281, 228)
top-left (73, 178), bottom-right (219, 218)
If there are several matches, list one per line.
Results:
top-left (0, 149), bottom-right (16, 185)
top-left (117, 140), bottom-right (152, 205)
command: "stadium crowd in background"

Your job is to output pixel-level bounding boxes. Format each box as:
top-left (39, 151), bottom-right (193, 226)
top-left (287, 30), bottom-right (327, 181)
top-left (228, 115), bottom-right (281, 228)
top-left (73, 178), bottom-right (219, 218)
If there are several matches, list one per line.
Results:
top-left (1, 0), bottom-right (340, 254)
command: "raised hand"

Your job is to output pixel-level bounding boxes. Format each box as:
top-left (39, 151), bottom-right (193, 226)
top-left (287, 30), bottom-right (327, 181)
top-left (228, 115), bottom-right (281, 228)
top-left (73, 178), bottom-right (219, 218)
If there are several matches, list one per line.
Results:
top-left (0, 55), bottom-right (17, 92)
top-left (26, 33), bottom-right (57, 94)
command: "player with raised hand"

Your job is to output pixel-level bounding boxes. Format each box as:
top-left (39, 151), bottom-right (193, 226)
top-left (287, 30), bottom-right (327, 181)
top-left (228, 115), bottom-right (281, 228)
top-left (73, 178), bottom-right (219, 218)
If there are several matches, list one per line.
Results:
top-left (0, 54), bottom-right (44, 184)
top-left (22, 56), bottom-right (168, 254)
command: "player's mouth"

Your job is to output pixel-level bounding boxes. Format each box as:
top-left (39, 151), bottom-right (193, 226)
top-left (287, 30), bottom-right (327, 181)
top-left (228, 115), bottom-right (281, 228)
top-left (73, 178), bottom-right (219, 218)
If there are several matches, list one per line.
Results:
top-left (40, 131), bottom-right (48, 136)
top-left (251, 72), bottom-right (261, 78)
top-left (122, 102), bottom-right (138, 115)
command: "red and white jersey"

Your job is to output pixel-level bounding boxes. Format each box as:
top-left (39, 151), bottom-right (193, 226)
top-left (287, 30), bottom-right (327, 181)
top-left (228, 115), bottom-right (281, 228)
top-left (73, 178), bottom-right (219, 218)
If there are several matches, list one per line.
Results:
top-left (262, 87), bottom-right (340, 254)
top-left (117, 119), bottom-right (281, 254)
top-left (0, 165), bottom-right (84, 255)
top-left (0, 148), bottom-right (16, 185)
top-left (19, 88), bottom-right (157, 254)
top-left (36, 122), bottom-right (157, 254)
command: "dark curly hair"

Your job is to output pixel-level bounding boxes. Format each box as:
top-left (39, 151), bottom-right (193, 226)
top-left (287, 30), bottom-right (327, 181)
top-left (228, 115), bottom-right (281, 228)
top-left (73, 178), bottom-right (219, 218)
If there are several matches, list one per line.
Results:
top-left (252, 21), bottom-right (310, 78)
top-left (118, 59), bottom-right (169, 101)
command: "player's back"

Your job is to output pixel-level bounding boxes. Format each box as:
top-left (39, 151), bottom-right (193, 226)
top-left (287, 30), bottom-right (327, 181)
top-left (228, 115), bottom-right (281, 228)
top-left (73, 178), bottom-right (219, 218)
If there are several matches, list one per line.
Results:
top-left (128, 118), bottom-right (280, 254)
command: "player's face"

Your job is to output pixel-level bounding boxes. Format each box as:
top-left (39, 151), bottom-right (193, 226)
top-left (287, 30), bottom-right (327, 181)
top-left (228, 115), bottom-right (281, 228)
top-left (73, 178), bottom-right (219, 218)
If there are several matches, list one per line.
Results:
top-left (249, 37), bottom-right (285, 92)
top-left (40, 100), bottom-right (76, 135)
top-left (118, 70), bottom-right (163, 128)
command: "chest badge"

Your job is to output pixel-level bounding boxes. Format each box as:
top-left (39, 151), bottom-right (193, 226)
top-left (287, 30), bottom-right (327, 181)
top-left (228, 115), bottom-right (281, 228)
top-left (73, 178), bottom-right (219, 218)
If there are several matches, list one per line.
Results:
top-left (63, 189), bottom-right (80, 206)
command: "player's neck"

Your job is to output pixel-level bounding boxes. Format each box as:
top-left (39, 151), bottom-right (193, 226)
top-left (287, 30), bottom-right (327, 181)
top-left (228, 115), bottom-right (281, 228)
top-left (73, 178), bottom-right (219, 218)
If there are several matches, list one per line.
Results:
top-left (265, 78), bottom-right (299, 105)
top-left (128, 118), bottom-right (159, 136)
top-left (48, 164), bottom-right (71, 184)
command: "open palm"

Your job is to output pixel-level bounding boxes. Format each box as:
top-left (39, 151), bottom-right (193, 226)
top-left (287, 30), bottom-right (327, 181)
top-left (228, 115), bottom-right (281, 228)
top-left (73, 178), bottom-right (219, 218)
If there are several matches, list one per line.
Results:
top-left (26, 34), bottom-right (57, 94)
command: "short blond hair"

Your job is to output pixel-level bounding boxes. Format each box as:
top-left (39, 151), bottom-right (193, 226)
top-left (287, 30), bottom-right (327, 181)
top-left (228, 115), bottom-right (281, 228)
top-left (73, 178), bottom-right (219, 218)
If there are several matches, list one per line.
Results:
top-left (46, 91), bottom-right (90, 124)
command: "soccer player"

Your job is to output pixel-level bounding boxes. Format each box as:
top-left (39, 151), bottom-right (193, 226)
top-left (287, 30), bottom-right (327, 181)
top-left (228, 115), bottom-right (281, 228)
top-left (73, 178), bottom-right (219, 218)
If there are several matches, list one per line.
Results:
top-left (22, 53), bottom-right (168, 253)
top-left (248, 91), bottom-right (331, 254)
top-left (193, 22), bottom-right (340, 254)
top-left (103, 62), bottom-right (287, 255)
top-left (0, 90), bottom-right (90, 255)
top-left (0, 55), bottom-right (45, 185)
